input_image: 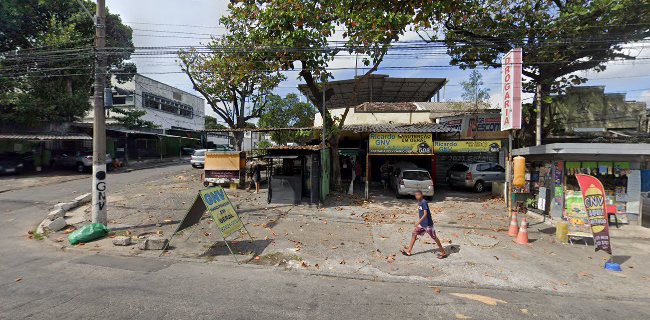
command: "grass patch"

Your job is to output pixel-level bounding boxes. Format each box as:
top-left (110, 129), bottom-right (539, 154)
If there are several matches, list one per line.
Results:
top-left (31, 227), bottom-right (47, 241)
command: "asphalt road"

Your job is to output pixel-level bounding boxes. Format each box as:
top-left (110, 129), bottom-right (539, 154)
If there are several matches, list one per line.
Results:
top-left (1, 164), bottom-right (649, 319)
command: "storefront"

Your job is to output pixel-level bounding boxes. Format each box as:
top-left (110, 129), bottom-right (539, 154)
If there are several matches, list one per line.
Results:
top-left (264, 146), bottom-right (324, 205)
top-left (512, 143), bottom-right (650, 230)
top-left (366, 132), bottom-right (435, 199)
top-left (433, 140), bottom-right (506, 185)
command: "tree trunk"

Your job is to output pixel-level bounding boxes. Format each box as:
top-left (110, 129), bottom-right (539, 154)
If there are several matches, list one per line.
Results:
top-left (233, 131), bottom-right (244, 151)
top-left (329, 134), bottom-right (341, 190)
top-left (535, 83), bottom-right (543, 146)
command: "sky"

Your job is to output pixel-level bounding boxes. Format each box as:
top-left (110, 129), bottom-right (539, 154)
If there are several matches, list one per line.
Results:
top-left (105, 0), bottom-right (650, 123)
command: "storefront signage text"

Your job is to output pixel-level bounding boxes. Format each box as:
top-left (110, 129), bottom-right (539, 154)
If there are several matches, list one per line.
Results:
top-left (575, 174), bottom-right (612, 254)
top-left (433, 140), bottom-right (502, 153)
top-left (369, 133), bottom-right (433, 154)
top-left (501, 48), bottom-right (522, 130)
top-left (199, 186), bottom-right (244, 238)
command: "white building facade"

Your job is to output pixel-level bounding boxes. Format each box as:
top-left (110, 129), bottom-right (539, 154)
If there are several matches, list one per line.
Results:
top-left (85, 74), bottom-right (205, 132)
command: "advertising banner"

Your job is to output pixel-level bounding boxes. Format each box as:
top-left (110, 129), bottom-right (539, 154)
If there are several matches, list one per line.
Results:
top-left (199, 186), bottom-right (244, 238)
top-left (438, 114), bottom-right (501, 138)
top-left (433, 140), bottom-right (502, 153)
top-left (575, 174), bottom-right (612, 254)
top-left (565, 190), bottom-right (592, 238)
top-left (501, 48), bottom-right (522, 130)
top-left (369, 133), bottom-right (433, 154)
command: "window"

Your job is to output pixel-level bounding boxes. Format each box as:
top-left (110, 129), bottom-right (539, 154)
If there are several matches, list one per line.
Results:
top-left (450, 164), bottom-right (469, 172)
top-left (476, 163), bottom-right (491, 172)
top-left (402, 171), bottom-right (431, 181)
top-left (490, 165), bottom-right (505, 172)
top-left (142, 92), bottom-right (193, 118)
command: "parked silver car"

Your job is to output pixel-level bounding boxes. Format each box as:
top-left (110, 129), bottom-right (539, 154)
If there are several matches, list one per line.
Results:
top-left (52, 152), bottom-right (113, 173)
top-left (190, 149), bottom-right (215, 168)
top-left (447, 162), bottom-right (505, 192)
top-left (389, 162), bottom-right (434, 198)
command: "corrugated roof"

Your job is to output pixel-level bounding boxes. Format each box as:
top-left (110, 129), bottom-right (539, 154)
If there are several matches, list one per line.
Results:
top-left (340, 123), bottom-right (456, 133)
top-left (415, 102), bottom-right (496, 114)
top-left (268, 145), bottom-right (323, 151)
top-left (0, 133), bottom-right (92, 141)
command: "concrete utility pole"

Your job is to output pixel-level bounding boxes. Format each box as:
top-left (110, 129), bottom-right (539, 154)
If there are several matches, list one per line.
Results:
top-left (535, 83), bottom-right (543, 146)
top-left (92, 0), bottom-right (108, 225)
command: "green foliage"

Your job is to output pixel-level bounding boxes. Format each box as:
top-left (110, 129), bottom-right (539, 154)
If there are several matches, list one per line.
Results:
top-left (0, 0), bottom-right (136, 125)
top-left (258, 94), bottom-right (316, 145)
top-left (460, 70), bottom-right (490, 107)
top-left (413, 0), bottom-right (650, 141)
top-left (205, 115), bottom-right (227, 130)
top-left (111, 108), bottom-right (159, 130)
top-left (178, 27), bottom-right (285, 150)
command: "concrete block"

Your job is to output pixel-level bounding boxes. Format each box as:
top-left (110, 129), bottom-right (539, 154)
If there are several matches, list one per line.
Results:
top-left (112, 236), bottom-right (132, 246)
top-left (43, 217), bottom-right (67, 232)
top-left (47, 208), bottom-right (65, 221)
top-left (54, 202), bottom-right (77, 212)
top-left (74, 193), bottom-right (92, 205)
top-left (137, 236), bottom-right (169, 250)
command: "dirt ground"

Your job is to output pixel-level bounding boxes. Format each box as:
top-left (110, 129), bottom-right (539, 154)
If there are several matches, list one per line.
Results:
top-left (45, 167), bottom-right (650, 298)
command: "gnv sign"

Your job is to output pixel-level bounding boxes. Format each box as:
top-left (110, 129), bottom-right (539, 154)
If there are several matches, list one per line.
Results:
top-left (501, 48), bottom-right (522, 130)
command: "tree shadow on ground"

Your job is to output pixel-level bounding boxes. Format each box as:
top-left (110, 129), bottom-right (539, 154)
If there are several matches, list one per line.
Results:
top-left (200, 239), bottom-right (272, 257)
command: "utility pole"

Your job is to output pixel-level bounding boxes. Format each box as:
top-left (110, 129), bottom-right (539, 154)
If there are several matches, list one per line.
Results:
top-left (92, 0), bottom-right (108, 225)
top-left (535, 83), bottom-right (543, 146)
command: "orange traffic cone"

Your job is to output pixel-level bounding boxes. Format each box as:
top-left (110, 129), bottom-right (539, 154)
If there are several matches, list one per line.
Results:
top-left (515, 217), bottom-right (529, 244)
top-left (508, 212), bottom-right (519, 237)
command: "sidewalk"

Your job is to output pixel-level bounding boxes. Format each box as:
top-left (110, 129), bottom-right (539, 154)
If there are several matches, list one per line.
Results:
top-left (40, 168), bottom-right (650, 298)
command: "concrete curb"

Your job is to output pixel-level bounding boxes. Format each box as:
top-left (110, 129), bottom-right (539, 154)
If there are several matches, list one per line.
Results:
top-left (36, 193), bottom-right (91, 234)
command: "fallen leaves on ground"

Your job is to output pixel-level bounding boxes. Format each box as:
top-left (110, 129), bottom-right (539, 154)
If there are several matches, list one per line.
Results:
top-left (15, 278), bottom-right (22, 282)
top-left (455, 314), bottom-right (472, 319)
top-left (63, 227), bottom-right (76, 234)
top-left (339, 260), bottom-right (346, 265)
top-left (428, 286), bottom-right (441, 293)
top-left (55, 237), bottom-right (65, 243)
top-left (520, 309), bottom-right (529, 315)
top-left (450, 293), bottom-right (507, 306)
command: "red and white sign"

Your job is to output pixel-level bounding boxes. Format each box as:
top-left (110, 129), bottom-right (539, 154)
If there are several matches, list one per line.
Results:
top-left (501, 48), bottom-right (522, 130)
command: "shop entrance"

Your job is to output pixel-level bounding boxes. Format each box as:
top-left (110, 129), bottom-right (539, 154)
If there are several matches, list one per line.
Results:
top-left (367, 154), bottom-right (435, 198)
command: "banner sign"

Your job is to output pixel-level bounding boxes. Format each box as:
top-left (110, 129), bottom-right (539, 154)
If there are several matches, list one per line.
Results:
top-left (575, 174), bottom-right (612, 254)
top-left (199, 186), bottom-right (244, 238)
top-left (433, 140), bottom-right (502, 153)
top-left (565, 190), bottom-right (592, 238)
top-left (439, 113), bottom-right (501, 139)
top-left (501, 48), bottom-right (522, 130)
top-left (369, 133), bottom-right (433, 154)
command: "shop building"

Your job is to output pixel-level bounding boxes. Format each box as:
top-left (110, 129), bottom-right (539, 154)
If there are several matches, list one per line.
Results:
top-left (512, 143), bottom-right (650, 231)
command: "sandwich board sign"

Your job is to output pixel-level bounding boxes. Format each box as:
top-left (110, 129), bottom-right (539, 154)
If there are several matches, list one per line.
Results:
top-left (165, 186), bottom-right (252, 263)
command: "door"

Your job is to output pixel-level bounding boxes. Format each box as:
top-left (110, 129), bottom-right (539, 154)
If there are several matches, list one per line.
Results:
top-left (475, 163), bottom-right (492, 182)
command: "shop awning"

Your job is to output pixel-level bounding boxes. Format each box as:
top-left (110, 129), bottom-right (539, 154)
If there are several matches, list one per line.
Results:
top-left (513, 143), bottom-right (650, 156)
top-left (0, 133), bottom-right (92, 141)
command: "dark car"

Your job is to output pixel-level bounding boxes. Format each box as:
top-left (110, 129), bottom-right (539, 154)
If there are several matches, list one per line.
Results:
top-left (0, 153), bottom-right (27, 175)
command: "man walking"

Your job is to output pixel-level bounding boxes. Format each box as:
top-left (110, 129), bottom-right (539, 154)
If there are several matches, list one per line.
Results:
top-left (401, 190), bottom-right (447, 259)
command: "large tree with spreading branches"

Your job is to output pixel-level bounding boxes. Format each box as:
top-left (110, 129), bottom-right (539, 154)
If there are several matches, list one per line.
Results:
top-left (412, 0), bottom-right (650, 145)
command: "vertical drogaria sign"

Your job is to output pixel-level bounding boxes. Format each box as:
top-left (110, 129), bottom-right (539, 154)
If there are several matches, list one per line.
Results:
top-left (501, 48), bottom-right (522, 130)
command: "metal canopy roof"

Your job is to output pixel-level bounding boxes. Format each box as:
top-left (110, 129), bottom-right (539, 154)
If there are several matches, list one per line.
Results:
top-left (298, 75), bottom-right (447, 110)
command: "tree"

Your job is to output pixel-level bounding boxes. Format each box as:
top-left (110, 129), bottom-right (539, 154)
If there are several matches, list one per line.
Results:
top-left (205, 115), bottom-right (227, 130)
top-left (460, 70), bottom-right (490, 108)
top-left (224, 0), bottom-right (417, 187)
top-left (111, 108), bottom-right (158, 129)
top-left (0, 0), bottom-right (136, 125)
top-left (413, 0), bottom-right (650, 145)
top-left (178, 29), bottom-right (285, 150)
top-left (259, 94), bottom-right (317, 145)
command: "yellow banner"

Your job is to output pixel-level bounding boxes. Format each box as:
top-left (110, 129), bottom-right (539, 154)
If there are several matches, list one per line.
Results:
top-left (369, 133), bottom-right (433, 154)
top-left (434, 140), bottom-right (502, 153)
top-left (199, 187), bottom-right (244, 238)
